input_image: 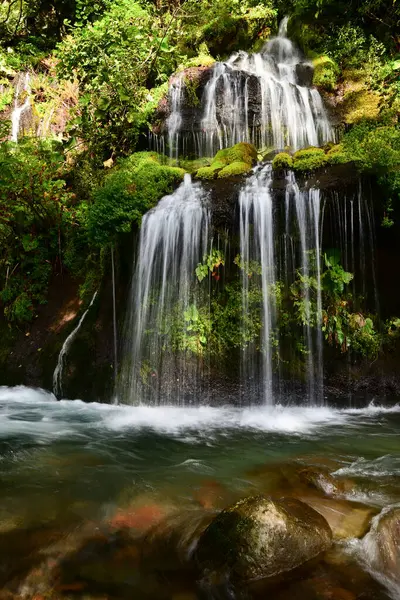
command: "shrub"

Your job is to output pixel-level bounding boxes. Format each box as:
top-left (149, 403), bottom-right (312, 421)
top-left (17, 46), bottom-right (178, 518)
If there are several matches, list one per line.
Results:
top-left (88, 153), bottom-right (185, 245)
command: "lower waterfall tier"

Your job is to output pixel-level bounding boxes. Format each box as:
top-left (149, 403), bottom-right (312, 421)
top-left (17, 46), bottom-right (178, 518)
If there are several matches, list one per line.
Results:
top-left (118, 166), bottom-right (378, 406)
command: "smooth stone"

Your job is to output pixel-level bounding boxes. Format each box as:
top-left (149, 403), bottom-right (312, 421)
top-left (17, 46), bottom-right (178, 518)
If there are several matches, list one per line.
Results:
top-left (195, 495), bottom-right (332, 582)
top-left (363, 506), bottom-right (400, 583)
top-left (299, 496), bottom-right (377, 540)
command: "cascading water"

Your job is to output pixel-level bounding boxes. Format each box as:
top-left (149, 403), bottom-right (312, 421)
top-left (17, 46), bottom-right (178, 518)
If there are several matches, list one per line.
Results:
top-left (284, 173), bottom-right (323, 404)
top-left (166, 73), bottom-right (184, 160)
top-left (239, 166), bottom-right (324, 405)
top-left (119, 174), bottom-right (209, 405)
top-left (159, 19), bottom-right (334, 158)
top-left (11, 72), bottom-right (31, 142)
top-left (53, 290), bottom-right (98, 398)
top-left (239, 165), bottom-right (277, 404)
top-left (200, 29), bottom-right (333, 155)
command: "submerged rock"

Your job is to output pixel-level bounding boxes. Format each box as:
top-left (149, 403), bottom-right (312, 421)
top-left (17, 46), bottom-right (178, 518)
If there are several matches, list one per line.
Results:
top-left (195, 495), bottom-right (332, 582)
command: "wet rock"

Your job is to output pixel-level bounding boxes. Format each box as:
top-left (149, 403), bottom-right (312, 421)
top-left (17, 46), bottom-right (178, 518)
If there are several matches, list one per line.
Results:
top-left (295, 62), bottom-right (314, 87)
top-left (363, 506), bottom-right (400, 583)
top-left (298, 467), bottom-right (354, 496)
top-left (195, 495), bottom-right (332, 582)
top-left (299, 496), bottom-right (377, 540)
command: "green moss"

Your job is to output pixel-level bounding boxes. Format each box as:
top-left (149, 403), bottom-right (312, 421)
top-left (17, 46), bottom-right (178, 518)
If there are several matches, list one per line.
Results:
top-left (214, 148), bottom-right (230, 164)
top-left (326, 144), bottom-right (350, 165)
top-left (196, 166), bottom-right (216, 179)
top-left (293, 147), bottom-right (327, 171)
top-left (227, 142), bottom-right (258, 165)
top-left (195, 143), bottom-right (257, 180)
top-left (312, 56), bottom-right (340, 92)
top-left (209, 160), bottom-right (226, 172)
top-left (218, 161), bottom-right (252, 178)
top-left (272, 152), bottom-right (294, 170)
top-left (179, 157), bottom-right (211, 173)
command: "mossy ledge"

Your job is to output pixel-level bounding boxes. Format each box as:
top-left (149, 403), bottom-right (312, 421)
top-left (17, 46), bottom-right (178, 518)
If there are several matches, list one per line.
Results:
top-left (272, 145), bottom-right (355, 173)
top-left (196, 142), bottom-right (257, 180)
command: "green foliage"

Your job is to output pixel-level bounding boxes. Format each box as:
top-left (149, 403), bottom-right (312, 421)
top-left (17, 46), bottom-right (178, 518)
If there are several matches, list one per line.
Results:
top-left (196, 250), bottom-right (225, 282)
top-left (183, 0), bottom-right (277, 56)
top-left (293, 147), bottom-right (327, 171)
top-left (272, 152), bottom-right (294, 170)
top-left (87, 152), bottom-right (185, 246)
top-left (342, 123), bottom-right (400, 173)
top-left (312, 55), bottom-right (339, 91)
top-left (0, 138), bottom-right (73, 323)
top-left (57, 0), bottom-right (184, 158)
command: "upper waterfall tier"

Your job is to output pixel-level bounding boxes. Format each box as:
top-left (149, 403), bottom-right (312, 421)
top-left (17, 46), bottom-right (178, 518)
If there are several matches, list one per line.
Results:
top-left (153, 22), bottom-right (335, 158)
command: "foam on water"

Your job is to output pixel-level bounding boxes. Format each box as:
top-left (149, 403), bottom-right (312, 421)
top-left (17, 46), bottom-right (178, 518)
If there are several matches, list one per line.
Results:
top-left (0, 386), bottom-right (399, 441)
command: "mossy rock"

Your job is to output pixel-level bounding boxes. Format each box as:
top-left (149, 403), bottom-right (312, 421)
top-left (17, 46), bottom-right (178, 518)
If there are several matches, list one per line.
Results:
top-left (218, 161), bottom-right (252, 178)
top-left (209, 160), bottom-right (227, 172)
top-left (272, 152), bottom-right (294, 170)
top-left (227, 142), bottom-right (258, 165)
top-left (195, 495), bottom-right (332, 582)
top-left (196, 166), bottom-right (216, 179)
top-left (312, 56), bottom-right (340, 92)
top-left (326, 144), bottom-right (350, 165)
top-left (293, 147), bottom-right (327, 171)
top-left (214, 148), bottom-right (230, 164)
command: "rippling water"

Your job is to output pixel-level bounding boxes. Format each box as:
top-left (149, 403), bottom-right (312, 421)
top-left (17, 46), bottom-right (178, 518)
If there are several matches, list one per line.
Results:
top-left (0, 386), bottom-right (399, 598)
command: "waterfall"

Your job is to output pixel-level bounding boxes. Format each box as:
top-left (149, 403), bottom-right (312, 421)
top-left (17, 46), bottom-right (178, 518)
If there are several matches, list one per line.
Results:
top-left (120, 174), bottom-right (209, 405)
top-left (11, 73), bottom-right (31, 142)
top-left (285, 174), bottom-right (323, 404)
top-left (53, 291), bottom-right (98, 398)
top-left (166, 73), bottom-right (184, 160)
top-left (239, 167), bottom-right (324, 405)
top-left (239, 165), bottom-right (277, 404)
top-left (163, 20), bottom-right (334, 158)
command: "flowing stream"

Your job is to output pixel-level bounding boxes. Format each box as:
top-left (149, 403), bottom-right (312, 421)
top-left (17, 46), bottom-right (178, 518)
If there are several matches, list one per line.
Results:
top-left (0, 386), bottom-right (398, 598)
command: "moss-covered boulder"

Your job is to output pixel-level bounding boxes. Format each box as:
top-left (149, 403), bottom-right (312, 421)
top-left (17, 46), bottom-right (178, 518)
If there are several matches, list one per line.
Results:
top-left (218, 161), bottom-right (252, 178)
top-left (226, 142), bottom-right (258, 165)
top-left (195, 495), bottom-right (332, 582)
top-left (272, 152), bottom-right (294, 170)
top-left (326, 144), bottom-right (350, 165)
top-left (196, 166), bottom-right (216, 179)
top-left (196, 142), bottom-right (257, 180)
top-left (293, 147), bottom-right (327, 171)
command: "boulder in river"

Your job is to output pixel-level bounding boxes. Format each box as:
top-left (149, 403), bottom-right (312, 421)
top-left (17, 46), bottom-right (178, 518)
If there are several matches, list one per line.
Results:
top-left (300, 496), bottom-right (377, 540)
top-left (195, 495), bottom-right (332, 582)
top-left (363, 506), bottom-right (400, 584)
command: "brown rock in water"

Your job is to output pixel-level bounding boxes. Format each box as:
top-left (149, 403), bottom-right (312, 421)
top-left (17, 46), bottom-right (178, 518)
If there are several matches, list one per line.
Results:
top-left (363, 506), bottom-right (400, 583)
top-left (195, 495), bottom-right (332, 583)
top-left (299, 496), bottom-right (377, 540)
